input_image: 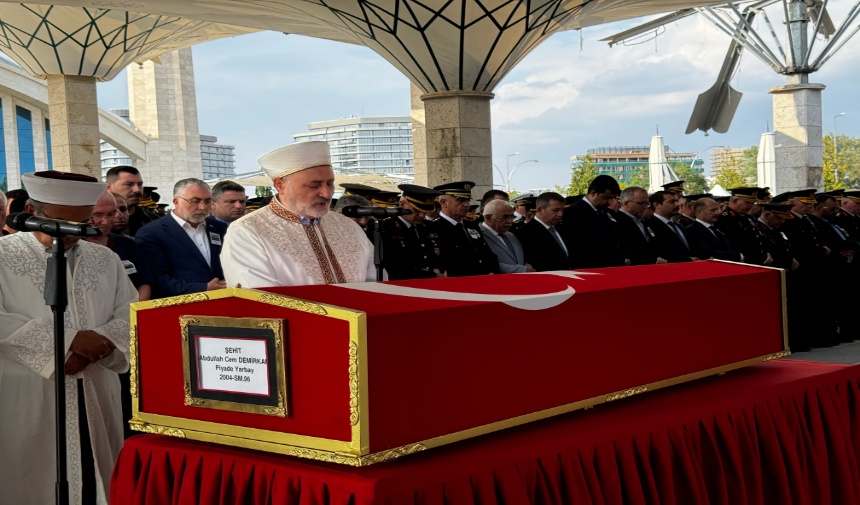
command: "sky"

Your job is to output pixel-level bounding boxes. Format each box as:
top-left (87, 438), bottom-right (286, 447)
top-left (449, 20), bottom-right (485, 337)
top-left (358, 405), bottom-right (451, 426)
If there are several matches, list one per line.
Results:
top-left (95, 6), bottom-right (860, 194)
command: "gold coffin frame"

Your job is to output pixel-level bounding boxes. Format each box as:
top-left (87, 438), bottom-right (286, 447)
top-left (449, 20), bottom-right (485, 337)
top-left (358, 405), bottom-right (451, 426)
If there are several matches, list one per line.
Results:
top-left (129, 265), bottom-right (789, 467)
top-left (180, 315), bottom-right (288, 418)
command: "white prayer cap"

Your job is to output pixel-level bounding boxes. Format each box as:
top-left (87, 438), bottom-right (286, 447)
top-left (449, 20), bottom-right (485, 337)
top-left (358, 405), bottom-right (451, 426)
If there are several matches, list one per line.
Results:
top-left (259, 141), bottom-right (331, 180)
top-left (22, 171), bottom-right (106, 207)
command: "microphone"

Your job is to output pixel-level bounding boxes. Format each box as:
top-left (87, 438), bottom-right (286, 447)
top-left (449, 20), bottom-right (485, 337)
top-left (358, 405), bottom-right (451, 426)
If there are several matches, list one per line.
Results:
top-left (6, 213), bottom-right (102, 237)
top-left (340, 206), bottom-right (412, 218)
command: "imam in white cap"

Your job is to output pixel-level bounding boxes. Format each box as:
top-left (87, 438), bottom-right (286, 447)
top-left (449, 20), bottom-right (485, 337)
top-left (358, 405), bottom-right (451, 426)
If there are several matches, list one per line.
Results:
top-left (259, 141), bottom-right (332, 180)
top-left (22, 171), bottom-right (107, 207)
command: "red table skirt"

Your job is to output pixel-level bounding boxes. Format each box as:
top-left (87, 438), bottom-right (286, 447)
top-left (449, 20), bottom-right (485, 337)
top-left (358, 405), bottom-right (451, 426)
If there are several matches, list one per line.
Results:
top-left (111, 360), bottom-right (860, 505)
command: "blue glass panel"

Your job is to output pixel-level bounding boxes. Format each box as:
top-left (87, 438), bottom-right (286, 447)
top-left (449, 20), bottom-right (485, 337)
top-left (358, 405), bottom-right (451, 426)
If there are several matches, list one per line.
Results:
top-left (16, 106), bottom-right (35, 174)
top-left (44, 118), bottom-right (52, 170)
top-left (0, 99), bottom-right (6, 192)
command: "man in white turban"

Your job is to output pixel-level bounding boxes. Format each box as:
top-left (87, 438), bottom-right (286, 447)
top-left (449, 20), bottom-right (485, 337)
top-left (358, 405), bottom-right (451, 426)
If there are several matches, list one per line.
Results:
top-left (0, 171), bottom-right (138, 505)
top-left (222, 141), bottom-right (375, 287)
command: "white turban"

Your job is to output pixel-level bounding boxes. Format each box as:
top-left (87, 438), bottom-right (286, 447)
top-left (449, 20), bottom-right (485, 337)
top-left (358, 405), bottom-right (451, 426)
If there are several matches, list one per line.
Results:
top-left (259, 141), bottom-right (332, 180)
top-left (22, 172), bottom-right (106, 207)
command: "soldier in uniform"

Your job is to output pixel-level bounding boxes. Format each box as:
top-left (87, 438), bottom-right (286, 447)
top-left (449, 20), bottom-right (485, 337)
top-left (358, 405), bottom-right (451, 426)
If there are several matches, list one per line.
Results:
top-left (836, 190), bottom-right (860, 239)
top-left (511, 195), bottom-right (536, 231)
top-left (675, 193), bottom-right (711, 227)
top-left (775, 189), bottom-right (836, 348)
top-left (340, 183), bottom-right (381, 200)
top-left (428, 181), bottom-right (499, 276)
top-left (661, 180), bottom-right (685, 197)
top-left (378, 185), bottom-right (445, 280)
top-left (715, 187), bottom-right (772, 265)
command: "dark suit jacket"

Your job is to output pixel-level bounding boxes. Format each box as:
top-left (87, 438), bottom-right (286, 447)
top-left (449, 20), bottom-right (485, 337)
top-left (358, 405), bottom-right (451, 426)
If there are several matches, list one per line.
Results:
top-left (645, 216), bottom-right (693, 263)
top-left (427, 217), bottom-right (499, 277)
top-left (135, 214), bottom-right (228, 296)
top-left (615, 211), bottom-right (657, 265)
top-left (684, 221), bottom-right (742, 262)
top-left (561, 199), bottom-right (627, 268)
top-left (514, 218), bottom-right (572, 272)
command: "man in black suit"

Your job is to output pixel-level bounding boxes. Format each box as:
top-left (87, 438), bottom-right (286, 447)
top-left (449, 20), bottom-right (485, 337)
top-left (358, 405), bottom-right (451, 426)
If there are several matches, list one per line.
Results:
top-left (616, 186), bottom-right (663, 265)
top-left (646, 191), bottom-right (697, 263)
top-left (561, 175), bottom-right (629, 269)
top-left (427, 181), bottom-right (499, 277)
top-left (136, 178), bottom-right (228, 297)
top-left (515, 192), bottom-right (573, 271)
top-left (684, 197), bottom-right (743, 262)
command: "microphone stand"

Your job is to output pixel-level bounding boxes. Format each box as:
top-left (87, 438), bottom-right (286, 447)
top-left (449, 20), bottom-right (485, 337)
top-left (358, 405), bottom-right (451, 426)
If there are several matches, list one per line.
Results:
top-left (45, 237), bottom-right (69, 505)
top-left (371, 218), bottom-right (385, 281)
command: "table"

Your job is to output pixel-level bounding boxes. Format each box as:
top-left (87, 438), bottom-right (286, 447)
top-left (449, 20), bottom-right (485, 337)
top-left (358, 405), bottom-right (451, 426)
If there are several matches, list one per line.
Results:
top-left (111, 360), bottom-right (860, 505)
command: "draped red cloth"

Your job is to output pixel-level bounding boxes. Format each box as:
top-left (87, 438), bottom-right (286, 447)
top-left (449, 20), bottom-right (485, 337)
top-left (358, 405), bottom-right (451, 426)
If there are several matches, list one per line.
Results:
top-left (111, 360), bottom-right (860, 505)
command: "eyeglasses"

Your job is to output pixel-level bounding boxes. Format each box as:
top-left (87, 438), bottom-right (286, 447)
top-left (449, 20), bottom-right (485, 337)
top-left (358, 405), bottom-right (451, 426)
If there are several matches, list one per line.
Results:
top-left (84, 211), bottom-right (117, 224)
top-left (632, 201), bottom-right (651, 208)
top-left (177, 196), bottom-right (213, 206)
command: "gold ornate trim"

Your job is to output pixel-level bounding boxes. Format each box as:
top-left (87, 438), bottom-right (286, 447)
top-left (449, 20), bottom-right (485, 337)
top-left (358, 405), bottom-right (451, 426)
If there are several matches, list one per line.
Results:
top-left (129, 420), bottom-right (186, 438)
top-left (129, 324), bottom-right (139, 399)
top-left (606, 386), bottom-right (647, 402)
top-left (150, 292), bottom-right (210, 308)
top-left (256, 293), bottom-right (328, 315)
top-left (348, 341), bottom-right (359, 426)
top-left (762, 350), bottom-right (791, 361)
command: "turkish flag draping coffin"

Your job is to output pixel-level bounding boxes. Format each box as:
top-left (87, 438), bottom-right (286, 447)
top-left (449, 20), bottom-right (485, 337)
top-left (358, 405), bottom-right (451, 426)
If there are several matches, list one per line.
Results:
top-left (130, 260), bottom-right (788, 466)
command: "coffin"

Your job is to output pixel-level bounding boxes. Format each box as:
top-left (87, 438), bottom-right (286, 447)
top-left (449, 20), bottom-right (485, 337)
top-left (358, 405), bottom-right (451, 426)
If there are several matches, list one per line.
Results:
top-left (129, 260), bottom-right (788, 466)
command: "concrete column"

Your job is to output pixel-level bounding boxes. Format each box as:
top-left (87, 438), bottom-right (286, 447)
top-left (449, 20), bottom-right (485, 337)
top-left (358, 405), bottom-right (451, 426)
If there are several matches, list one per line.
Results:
top-left (420, 90), bottom-right (493, 197)
top-left (1, 92), bottom-right (21, 189)
top-left (410, 84), bottom-right (427, 186)
top-left (30, 107), bottom-right (47, 170)
top-left (129, 47), bottom-right (203, 193)
top-left (46, 74), bottom-right (100, 177)
top-left (769, 79), bottom-right (825, 193)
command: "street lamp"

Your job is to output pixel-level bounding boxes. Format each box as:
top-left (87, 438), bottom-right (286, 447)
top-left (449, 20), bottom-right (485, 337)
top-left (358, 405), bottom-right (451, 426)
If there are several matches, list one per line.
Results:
top-left (834, 113), bottom-right (846, 182)
top-left (506, 160), bottom-right (538, 192)
top-left (690, 145), bottom-right (725, 170)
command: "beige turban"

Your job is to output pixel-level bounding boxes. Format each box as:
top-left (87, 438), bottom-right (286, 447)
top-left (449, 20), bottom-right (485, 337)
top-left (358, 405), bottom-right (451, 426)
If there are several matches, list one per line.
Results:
top-left (259, 141), bottom-right (332, 180)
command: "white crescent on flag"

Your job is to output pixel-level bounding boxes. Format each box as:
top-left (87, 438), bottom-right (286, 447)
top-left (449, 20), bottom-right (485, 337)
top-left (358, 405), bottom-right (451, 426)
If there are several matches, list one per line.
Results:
top-left (333, 270), bottom-right (600, 310)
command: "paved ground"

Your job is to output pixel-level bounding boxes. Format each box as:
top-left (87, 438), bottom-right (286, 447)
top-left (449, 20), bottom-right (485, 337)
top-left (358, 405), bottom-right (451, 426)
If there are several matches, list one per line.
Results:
top-left (787, 340), bottom-right (860, 364)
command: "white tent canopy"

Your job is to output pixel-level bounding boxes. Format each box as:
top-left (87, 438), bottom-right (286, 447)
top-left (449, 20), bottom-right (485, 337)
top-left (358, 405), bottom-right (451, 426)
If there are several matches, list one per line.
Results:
top-left (709, 184), bottom-right (730, 196)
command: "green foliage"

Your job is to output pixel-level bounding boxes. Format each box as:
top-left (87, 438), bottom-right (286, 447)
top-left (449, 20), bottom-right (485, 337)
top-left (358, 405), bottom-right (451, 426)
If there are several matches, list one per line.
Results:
top-left (620, 167), bottom-right (649, 190)
top-left (713, 149), bottom-right (747, 190)
top-left (670, 162), bottom-right (709, 194)
top-left (256, 185), bottom-right (273, 198)
top-left (564, 155), bottom-right (599, 196)
top-left (740, 146), bottom-right (758, 183)
top-left (823, 134), bottom-right (860, 190)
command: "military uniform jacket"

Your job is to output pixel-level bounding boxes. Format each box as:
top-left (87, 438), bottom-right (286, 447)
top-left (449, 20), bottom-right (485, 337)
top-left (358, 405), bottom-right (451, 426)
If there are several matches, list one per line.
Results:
top-left (380, 217), bottom-right (443, 280)
top-left (428, 216), bottom-right (499, 277)
top-left (781, 213), bottom-right (830, 267)
top-left (715, 208), bottom-right (768, 264)
top-left (675, 214), bottom-right (695, 227)
top-left (756, 220), bottom-right (795, 270)
top-left (834, 211), bottom-right (860, 243)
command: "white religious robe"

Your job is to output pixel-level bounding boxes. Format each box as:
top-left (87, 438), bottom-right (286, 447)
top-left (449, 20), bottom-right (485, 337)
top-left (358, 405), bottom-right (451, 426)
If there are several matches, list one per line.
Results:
top-left (222, 200), bottom-right (376, 288)
top-left (0, 233), bottom-right (138, 505)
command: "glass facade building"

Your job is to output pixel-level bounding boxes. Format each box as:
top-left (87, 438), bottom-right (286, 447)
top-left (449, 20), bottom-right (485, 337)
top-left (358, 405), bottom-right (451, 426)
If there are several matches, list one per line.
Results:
top-left (293, 116), bottom-right (413, 175)
top-left (571, 146), bottom-right (704, 182)
top-left (200, 135), bottom-right (236, 179)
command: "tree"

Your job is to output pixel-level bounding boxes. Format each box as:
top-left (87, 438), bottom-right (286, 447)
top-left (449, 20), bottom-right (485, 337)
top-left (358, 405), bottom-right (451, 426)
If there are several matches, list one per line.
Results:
top-left (671, 162), bottom-right (709, 194)
top-left (621, 167), bottom-right (649, 190)
top-left (563, 155), bottom-right (599, 196)
top-left (256, 185), bottom-right (273, 198)
top-left (713, 151), bottom-right (746, 190)
top-left (740, 146), bottom-right (758, 184)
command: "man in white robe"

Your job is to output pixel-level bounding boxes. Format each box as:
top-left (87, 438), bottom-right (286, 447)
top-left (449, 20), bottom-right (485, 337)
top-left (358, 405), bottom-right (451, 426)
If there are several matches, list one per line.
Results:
top-left (0, 171), bottom-right (138, 505)
top-left (222, 141), bottom-right (375, 288)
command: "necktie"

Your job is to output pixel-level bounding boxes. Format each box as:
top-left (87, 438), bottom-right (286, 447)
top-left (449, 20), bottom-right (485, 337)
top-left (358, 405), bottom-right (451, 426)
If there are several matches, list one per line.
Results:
top-left (499, 233), bottom-right (516, 256)
top-left (457, 222), bottom-right (469, 239)
top-left (548, 226), bottom-right (568, 256)
top-left (668, 221), bottom-right (689, 250)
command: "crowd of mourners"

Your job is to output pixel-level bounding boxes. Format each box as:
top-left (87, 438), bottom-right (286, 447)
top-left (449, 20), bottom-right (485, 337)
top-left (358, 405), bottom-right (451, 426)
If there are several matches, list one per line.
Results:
top-left (0, 139), bottom-right (857, 503)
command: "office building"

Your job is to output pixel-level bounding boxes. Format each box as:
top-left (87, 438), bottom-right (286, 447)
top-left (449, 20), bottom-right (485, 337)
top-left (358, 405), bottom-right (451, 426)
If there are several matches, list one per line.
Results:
top-left (571, 146), bottom-right (704, 182)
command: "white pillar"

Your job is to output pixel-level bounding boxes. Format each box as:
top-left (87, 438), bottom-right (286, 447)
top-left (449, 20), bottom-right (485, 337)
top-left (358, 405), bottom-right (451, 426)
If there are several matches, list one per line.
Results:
top-left (769, 80), bottom-right (825, 193)
top-left (420, 90), bottom-right (494, 198)
top-left (410, 84), bottom-right (427, 186)
top-left (1, 92), bottom-right (21, 189)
